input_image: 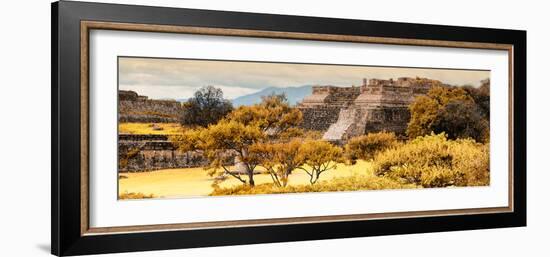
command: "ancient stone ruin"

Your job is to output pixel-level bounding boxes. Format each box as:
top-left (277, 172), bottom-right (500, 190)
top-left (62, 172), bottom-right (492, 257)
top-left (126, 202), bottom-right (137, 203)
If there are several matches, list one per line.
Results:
top-left (119, 90), bottom-right (183, 123)
top-left (118, 91), bottom-right (190, 172)
top-left (298, 77), bottom-right (444, 142)
top-left (118, 134), bottom-right (210, 172)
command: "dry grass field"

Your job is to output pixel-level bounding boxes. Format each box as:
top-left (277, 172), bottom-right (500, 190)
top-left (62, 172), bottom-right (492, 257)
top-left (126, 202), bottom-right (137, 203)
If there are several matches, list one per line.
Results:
top-left (118, 122), bottom-right (185, 135)
top-left (119, 161), bottom-right (373, 199)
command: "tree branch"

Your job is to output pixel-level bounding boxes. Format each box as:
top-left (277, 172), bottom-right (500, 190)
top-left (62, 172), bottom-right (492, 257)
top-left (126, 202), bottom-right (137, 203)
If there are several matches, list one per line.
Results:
top-left (298, 167), bottom-right (313, 177)
top-left (221, 165), bottom-right (247, 184)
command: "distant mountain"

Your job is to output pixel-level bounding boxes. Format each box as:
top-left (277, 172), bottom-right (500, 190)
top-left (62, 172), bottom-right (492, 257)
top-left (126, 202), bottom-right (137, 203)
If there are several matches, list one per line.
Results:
top-left (231, 85), bottom-right (313, 107)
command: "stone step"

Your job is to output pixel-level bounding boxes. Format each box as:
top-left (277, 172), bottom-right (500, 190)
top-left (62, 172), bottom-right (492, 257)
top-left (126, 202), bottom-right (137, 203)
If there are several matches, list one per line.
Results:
top-left (322, 108), bottom-right (357, 141)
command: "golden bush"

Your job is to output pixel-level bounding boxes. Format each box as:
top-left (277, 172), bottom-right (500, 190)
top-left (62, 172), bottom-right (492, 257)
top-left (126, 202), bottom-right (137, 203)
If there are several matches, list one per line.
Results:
top-left (118, 191), bottom-right (155, 199)
top-left (210, 174), bottom-right (417, 196)
top-left (344, 132), bottom-right (399, 163)
top-left (372, 133), bottom-right (489, 188)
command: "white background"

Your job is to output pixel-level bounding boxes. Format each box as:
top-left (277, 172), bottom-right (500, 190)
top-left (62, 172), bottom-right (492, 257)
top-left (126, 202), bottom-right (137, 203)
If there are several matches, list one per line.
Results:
top-left (90, 30), bottom-right (509, 228)
top-left (0, 0), bottom-right (547, 256)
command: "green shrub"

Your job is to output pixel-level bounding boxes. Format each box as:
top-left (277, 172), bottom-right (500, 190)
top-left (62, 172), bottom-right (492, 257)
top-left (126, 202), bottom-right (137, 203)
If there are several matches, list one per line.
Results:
top-left (180, 86), bottom-right (233, 127)
top-left (345, 132), bottom-right (398, 163)
top-left (210, 174), bottom-right (417, 196)
top-left (372, 133), bottom-right (489, 188)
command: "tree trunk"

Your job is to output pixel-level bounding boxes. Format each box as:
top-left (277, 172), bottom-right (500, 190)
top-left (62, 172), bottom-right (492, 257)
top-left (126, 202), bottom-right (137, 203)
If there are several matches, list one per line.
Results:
top-left (282, 167), bottom-right (292, 187)
top-left (248, 168), bottom-right (255, 187)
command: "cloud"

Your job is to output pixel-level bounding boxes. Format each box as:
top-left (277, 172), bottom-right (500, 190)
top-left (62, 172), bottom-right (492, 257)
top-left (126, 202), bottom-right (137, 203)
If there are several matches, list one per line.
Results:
top-left (119, 57), bottom-right (490, 99)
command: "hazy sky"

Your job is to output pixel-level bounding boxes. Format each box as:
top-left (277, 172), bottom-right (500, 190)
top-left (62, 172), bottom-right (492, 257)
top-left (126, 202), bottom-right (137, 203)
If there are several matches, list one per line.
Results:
top-left (119, 57), bottom-right (490, 100)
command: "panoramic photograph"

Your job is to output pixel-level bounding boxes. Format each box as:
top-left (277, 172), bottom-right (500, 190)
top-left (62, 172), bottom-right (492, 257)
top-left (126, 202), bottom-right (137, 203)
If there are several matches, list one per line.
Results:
top-left (117, 57), bottom-right (491, 200)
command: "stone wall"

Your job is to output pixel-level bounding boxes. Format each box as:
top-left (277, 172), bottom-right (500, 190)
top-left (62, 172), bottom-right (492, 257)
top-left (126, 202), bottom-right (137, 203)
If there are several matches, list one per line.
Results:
top-left (119, 90), bottom-right (183, 123)
top-left (118, 134), bottom-right (210, 172)
top-left (300, 86), bottom-right (361, 107)
top-left (299, 106), bottom-right (341, 131)
top-left (361, 106), bottom-right (411, 135)
top-left (316, 86), bottom-right (361, 106)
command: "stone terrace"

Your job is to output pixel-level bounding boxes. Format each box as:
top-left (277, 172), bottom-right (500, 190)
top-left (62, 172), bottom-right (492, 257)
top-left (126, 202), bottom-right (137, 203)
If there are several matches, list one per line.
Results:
top-left (118, 90), bottom-right (183, 123)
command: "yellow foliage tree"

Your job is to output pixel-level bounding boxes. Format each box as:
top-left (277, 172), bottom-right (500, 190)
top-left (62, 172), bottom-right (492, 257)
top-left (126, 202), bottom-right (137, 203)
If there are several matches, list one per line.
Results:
top-left (250, 139), bottom-right (305, 187)
top-left (227, 94), bottom-right (303, 137)
top-left (172, 94), bottom-right (305, 187)
top-left (172, 120), bottom-right (264, 185)
top-left (298, 140), bottom-right (344, 185)
top-left (407, 86), bottom-right (489, 142)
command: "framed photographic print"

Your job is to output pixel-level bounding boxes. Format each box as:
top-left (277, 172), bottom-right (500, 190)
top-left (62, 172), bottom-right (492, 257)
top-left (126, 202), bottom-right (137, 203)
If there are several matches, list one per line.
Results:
top-left (51, 1), bottom-right (526, 256)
